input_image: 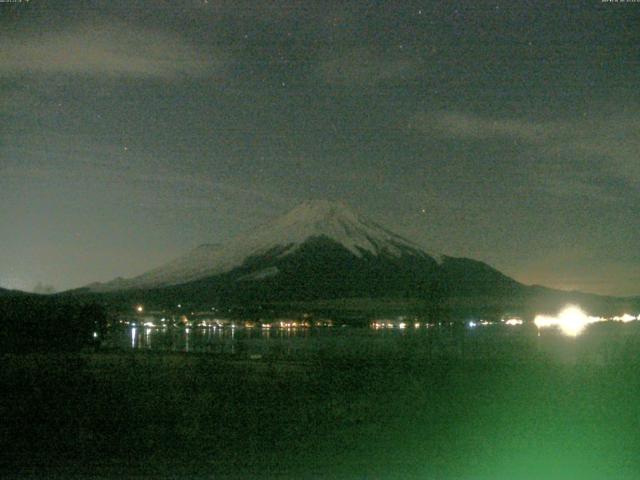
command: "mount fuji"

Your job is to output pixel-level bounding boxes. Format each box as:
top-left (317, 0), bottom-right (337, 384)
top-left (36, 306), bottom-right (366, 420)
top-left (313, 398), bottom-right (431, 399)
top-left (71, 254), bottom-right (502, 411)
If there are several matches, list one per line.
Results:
top-left (84, 200), bottom-right (523, 304)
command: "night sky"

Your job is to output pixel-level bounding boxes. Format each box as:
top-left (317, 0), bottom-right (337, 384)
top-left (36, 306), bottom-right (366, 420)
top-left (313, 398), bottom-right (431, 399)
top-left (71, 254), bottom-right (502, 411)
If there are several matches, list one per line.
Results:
top-left (1, 0), bottom-right (638, 296)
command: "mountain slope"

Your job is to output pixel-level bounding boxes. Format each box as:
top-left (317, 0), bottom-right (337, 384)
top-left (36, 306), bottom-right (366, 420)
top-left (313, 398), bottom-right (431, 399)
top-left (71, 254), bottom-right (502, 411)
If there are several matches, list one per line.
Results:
top-left (150, 236), bottom-right (523, 305)
top-left (89, 200), bottom-right (442, 292)
top-left (87, 243), bottom-right (223, 292)
top-left (0, 287), bottom-right (29, 297)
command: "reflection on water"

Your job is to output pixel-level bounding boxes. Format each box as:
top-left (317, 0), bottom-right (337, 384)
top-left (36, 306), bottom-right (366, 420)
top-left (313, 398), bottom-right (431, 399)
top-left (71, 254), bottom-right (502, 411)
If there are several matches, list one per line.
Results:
top-left (112, 323), bottom-right (470, 359)
top-left (113, 324), bottom-right (324, 355)
top-left (103, 320), bottom-right (640, 364)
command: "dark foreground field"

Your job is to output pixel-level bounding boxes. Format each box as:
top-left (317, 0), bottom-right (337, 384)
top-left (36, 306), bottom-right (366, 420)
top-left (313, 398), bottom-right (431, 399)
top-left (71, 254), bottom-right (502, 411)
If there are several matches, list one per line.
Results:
top-left (2, 350), bottom-right (640, 480)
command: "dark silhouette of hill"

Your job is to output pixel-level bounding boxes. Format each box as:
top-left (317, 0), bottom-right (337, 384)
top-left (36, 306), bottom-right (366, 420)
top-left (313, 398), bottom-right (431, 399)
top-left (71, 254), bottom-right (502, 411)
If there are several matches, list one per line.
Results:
top-left (0, 295), bottom-right (107, 352)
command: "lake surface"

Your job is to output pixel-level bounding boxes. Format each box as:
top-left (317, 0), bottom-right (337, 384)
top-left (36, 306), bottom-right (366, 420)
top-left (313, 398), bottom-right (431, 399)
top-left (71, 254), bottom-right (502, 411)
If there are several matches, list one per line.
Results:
top-left (103, 322), bottom-right (640, 364)
top-left (7, 321), bottom-right (640, 479)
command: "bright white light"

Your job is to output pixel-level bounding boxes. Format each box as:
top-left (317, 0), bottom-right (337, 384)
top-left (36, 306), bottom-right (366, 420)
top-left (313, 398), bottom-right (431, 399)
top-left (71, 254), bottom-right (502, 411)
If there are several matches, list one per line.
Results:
top-left (534, 305), bottom-right (603, 337)
top-left (136, 305), bottom-right (144, 313)
top-left (93, 331), bottom-right (98, 338)
top-left (558, 306), bottom-right (589, 336)
top-left (504, 318), bottom-right (523, 326)
top-left (468, 321), bottom-right (477, 328)
top-left (398, 322), bottom-right (406, 329)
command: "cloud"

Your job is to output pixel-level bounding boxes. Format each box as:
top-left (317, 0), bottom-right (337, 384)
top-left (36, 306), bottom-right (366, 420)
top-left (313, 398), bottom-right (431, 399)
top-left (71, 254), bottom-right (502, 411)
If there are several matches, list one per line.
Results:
top-left (410, 110), bottom-right (640, 191)
top-left (318, 48), bottom-right (416, 86)
top-left (411, 111), bottom-right (566, 143)
top-left (0, 21), bottom-right (224, 79)
top-left (198, 0), bottom-right (341, 21)
top-left (0, 131), bottom-right (292, 218)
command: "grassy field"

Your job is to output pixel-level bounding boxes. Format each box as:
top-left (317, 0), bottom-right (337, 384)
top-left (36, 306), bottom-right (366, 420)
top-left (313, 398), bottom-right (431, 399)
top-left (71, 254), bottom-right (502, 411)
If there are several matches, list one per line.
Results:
top-left (2, 348), bottom-right (640, 479)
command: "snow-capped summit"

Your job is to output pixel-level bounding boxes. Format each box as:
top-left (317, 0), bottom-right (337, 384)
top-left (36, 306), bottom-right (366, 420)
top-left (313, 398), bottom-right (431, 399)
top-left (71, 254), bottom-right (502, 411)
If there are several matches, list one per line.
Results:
top-left (88, 200), bottom-right (442, 291)
top-left (239, 199), bottom-right (434, 259)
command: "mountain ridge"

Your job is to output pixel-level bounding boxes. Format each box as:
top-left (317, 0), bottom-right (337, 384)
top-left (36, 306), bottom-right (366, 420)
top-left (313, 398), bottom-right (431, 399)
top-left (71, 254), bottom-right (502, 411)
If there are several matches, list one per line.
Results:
top-left (71, 200), bottom-right (639, 315)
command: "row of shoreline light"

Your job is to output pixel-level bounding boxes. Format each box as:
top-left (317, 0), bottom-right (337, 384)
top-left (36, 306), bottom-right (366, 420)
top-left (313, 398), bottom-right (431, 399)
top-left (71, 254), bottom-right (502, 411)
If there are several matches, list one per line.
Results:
top-left (373, 308), bottom-right (640, 337)
top-left (125, 319), bottom-right (334, 329)
top-left (130, 305), bottom-right (640, 337)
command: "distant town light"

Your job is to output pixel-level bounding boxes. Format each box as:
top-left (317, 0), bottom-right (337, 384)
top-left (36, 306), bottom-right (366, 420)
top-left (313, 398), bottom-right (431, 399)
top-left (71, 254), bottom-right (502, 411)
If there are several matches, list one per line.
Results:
top-left (136, 305), bottom-right (144, 313)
